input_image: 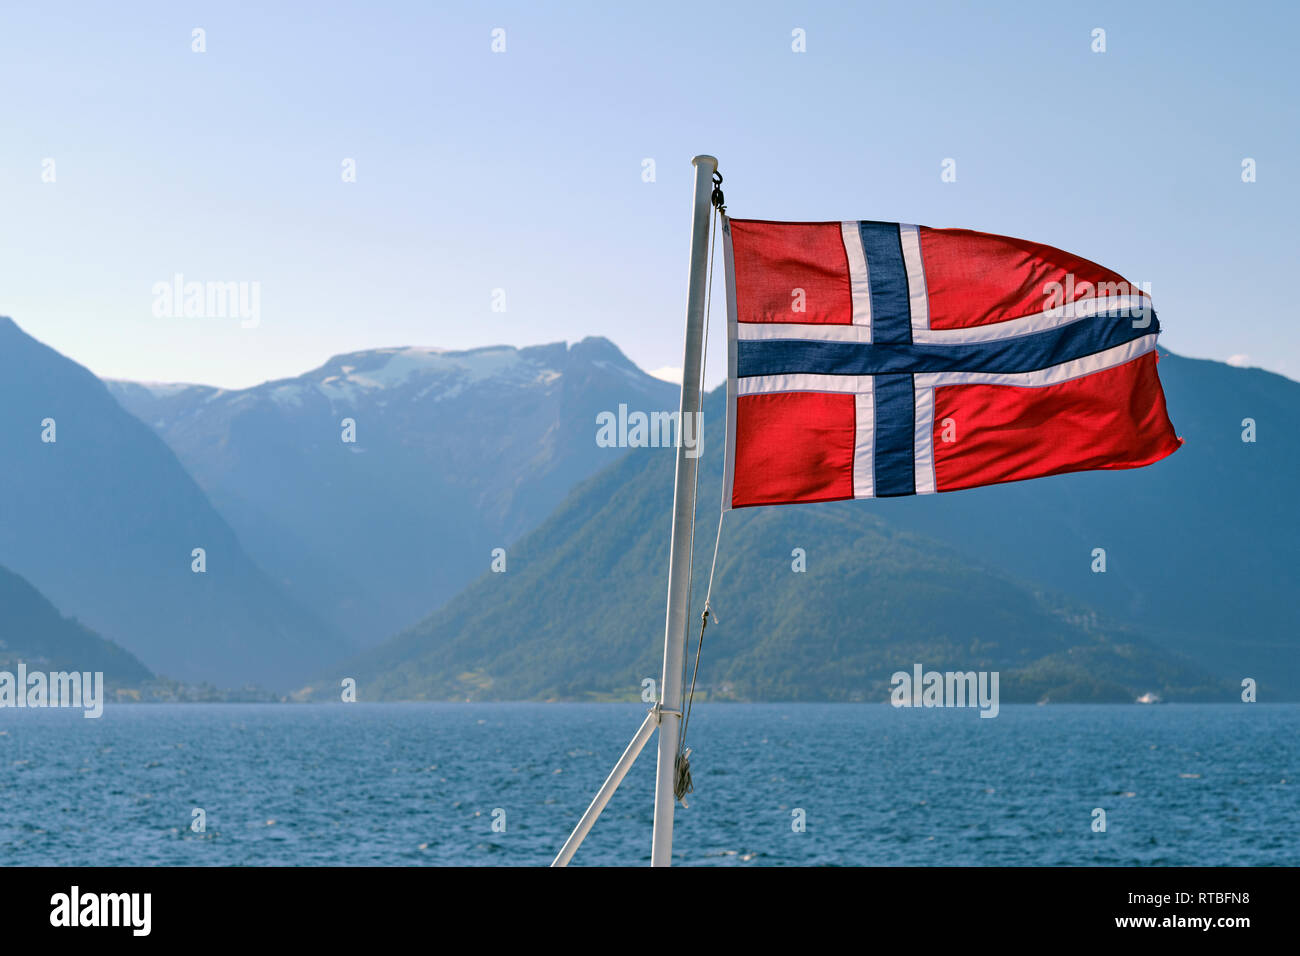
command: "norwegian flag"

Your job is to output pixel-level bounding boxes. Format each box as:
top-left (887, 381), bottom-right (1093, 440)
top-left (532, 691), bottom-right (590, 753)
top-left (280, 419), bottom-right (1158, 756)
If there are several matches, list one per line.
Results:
top-left (722, 218), bottom-right (1181, 509)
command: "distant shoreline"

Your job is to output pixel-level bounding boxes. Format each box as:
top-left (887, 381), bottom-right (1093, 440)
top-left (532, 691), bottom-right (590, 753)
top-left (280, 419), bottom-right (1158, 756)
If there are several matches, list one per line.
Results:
top-left (3, 697), bottom-right (1279, 708)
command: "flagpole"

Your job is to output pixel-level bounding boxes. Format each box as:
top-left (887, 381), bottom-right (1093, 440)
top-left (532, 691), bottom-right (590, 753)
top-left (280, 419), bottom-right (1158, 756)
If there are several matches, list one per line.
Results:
top-left (650, 154), bottom-right (718, 867)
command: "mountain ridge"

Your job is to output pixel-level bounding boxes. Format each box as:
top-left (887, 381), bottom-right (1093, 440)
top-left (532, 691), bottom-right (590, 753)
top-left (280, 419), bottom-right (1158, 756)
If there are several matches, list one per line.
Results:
top-left (107, 334), bottom-right (680, 644)
top-left (11, 314), bottom-right (1290, 700)
top-left (0, 562), bottom-right (153, 684)
top-left (311, 385), bottom-right (1243, 703)
top-left (0, 315), bottom-right (351, 689)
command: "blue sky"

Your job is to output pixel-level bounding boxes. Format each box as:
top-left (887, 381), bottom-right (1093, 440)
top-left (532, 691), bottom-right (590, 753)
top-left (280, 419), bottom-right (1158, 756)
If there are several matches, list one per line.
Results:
top-left (1, 0), bottom-right (1295, 389)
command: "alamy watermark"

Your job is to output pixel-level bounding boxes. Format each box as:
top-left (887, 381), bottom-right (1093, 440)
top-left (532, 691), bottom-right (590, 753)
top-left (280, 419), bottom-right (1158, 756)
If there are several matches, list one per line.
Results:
top-left (50, 886), bottom-right (150, 936)
top-left (0, 663), bottom-right (104, 718)
top-left (890, 663), bottom-right (999, 718)
top-left (1042, 274), bottom-right (1152, 328)
top-left (596, 404), bottom-right (701, 458)
top-left (152, 273), bottom-right (260, 328)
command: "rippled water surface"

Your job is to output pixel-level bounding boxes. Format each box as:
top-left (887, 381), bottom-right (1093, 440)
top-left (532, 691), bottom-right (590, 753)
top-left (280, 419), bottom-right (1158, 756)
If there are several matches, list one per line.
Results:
top-left (1, 702), bottom-right (1295, 866)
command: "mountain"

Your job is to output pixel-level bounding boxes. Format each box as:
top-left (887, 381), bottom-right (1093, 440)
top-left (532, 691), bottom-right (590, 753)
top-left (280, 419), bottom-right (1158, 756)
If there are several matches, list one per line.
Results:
top-left (0, 316), bottom-right (349, 689)
top-left (864, 351), bottom-right (1300, 696)
top-left (0, 563), bottom-right (152, 684)
top-left (108, 338), bottom-right (679, 644)
top-left (317, 386), bottom-right (1235, 703)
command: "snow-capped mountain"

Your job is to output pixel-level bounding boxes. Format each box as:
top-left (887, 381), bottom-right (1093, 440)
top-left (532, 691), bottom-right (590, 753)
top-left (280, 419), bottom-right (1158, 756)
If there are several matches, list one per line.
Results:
top-left (109, 337), bottom-right (680, 644)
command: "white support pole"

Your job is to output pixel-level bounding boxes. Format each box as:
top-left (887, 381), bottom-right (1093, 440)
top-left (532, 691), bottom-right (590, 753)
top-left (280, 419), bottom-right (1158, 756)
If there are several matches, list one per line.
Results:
top-left (650, 154), bottom-right (718, 867)
top-left (551, 710), bottom-right (658, 867)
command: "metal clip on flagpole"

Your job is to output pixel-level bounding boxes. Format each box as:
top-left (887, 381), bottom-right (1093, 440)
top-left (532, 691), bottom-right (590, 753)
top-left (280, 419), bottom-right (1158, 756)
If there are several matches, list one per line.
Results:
top-left (551, 155), bottom-right (718, 868)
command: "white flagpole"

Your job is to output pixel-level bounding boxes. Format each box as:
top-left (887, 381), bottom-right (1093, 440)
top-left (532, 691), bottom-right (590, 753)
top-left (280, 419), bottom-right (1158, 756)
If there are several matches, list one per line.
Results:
top-left (650, 154), bottom-right (718, 867)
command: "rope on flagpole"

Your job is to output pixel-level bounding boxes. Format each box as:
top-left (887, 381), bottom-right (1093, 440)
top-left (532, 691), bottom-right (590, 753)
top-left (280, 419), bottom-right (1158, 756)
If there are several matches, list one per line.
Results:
top-left (673, 174), bottom-right (729, 806)
top-left (674, 508), bottom-right (725, 805)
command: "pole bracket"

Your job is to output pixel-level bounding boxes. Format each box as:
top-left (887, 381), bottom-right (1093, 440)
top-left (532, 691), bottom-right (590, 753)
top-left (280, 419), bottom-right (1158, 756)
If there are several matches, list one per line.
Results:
top-left (652, 702), bottom-right (682, 724)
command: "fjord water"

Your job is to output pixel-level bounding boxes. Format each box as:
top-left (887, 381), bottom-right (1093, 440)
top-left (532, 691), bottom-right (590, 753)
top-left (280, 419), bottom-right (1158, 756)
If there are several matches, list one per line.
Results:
top-left (1, 703), bottom-right (1294, 866)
